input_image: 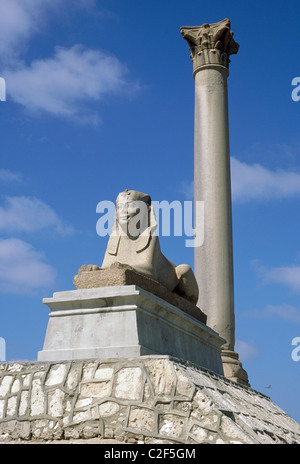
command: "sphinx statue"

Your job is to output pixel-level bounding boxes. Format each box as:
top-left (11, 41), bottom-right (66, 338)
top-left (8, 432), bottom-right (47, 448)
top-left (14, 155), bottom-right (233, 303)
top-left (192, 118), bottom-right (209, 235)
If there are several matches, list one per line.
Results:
top-left (75, 189), bottom-right (199, 305)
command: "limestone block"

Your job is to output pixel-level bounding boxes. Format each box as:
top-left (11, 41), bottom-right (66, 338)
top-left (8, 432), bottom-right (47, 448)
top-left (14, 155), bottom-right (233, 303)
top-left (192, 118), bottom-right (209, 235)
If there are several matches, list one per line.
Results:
top-left (19, 391), bottom-right (29, 416)
top-left (0, 376), bottom-right (13, 397)
top-left (7, 396), bottom-right (17, 416)
top-left (75, 397), bottom-right (93, 408)
top-left (30, 378), bottom-right (45, 416)
top-left (72, 410), bottom-right (90, 424)
top-left (174, 366), bottom-right (194, 398)
top-left (82, 362), bottom-right (98, 381)
top-left (94, 367), bottom-right (114, 381)
top-left (145, 359), bottom-right (175, 397)
top-left (45, 364), bottom-right (67, 386)
top-left (191, 390), bottom-right (214, 418)
top-left (11, 379), bottom-right (20, 393)
top-left (66, 363), bottom-right (82, 391)
top-left (99, 401), bottom-right (119, 417)
top-left (219, 415), bottom-right (255, 444)
top-left (48, 389), bottom-right (65, 417)
top-left (80, 381), bottom-right (111, 399)
top-left (128, 406), bottom-right (155, 433)
top-left (115, 368), bottom-right (143, 401)
top-left (190, 424), bottom-right (209, 442)
top-left (159, 413), bottom-right (186, 438)
top-left (22, 374), bottom-right (31, 388)
top-left (0, 400), bottom-right (4, 419)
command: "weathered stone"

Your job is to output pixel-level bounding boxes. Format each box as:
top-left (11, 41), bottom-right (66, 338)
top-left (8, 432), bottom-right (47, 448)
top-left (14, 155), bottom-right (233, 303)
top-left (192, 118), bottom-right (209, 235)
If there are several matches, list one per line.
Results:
top-left (45, 364), bottom-right (66, 386)
top-left (30, 378), bottom-right (45, 416)
top-left (82, 362), bottom-right (97, 381)
top-left (219, 415), bottom-right (256, 444)
top-left (94, 367), bottom-right (114, 381)
top-left (0, 400), bottom-right (4, 419)
top-left (48, 389), bottom-right (65, 417)
top-left (0, 376), bottom-right (13, 397)
top-left (159, 413), bottom-right (185, 438)
top-left (0, 358), bottom-right (299, 444)
top-left (11, 379), bottom-right (20, 393)
top-left (115, 368), bottom-right (143, 400)
top-left (18, 421), bottom-right (31, 440)
top-left (146, 360), bottom-right (175, 397)
top-left (190, 424), bottom-right (209, 442)
top-left (81, 422), bottom-right (99, 439)
top-left (19, 391), bottom-right (29, 416)
top-left (128, 407), bottom-right (155, 433)
top-left (73, 410), bottom-right (90, 424)
top-left (66, 363), bottom-right (82, 390)
top-left (22, 374), bottom-right (31, 388)
top-left (7, 396), bottom-right (17, 416)
top-left (174, 367), bottom-right (194, 398)
top-left (7, 363), bottom-right (23, 372)
top-left (99, 401), bottom-right (119, 417)
top-left (191, 390), bottom-right (214, 417)
top-left (75, 397), bottom-right (93, 408)
top-left (80, 381), bottom-right (111, 399)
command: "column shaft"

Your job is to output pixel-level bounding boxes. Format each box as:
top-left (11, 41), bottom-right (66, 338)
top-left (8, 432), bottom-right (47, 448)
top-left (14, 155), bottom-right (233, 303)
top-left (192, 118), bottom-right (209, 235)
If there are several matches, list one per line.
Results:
top-left (194, 66), bottom-right (235, 351)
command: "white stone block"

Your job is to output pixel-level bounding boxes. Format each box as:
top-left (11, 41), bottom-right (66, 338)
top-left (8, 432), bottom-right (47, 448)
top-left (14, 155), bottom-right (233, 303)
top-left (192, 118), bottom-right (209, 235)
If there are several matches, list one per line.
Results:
top-left (30, 378), bottom-right (45, 416)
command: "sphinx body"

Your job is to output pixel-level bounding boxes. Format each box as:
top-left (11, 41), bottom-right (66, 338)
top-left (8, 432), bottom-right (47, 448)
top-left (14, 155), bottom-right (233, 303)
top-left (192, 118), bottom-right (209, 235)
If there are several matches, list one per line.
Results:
top-left (100, 190), bottom-right (199, 304)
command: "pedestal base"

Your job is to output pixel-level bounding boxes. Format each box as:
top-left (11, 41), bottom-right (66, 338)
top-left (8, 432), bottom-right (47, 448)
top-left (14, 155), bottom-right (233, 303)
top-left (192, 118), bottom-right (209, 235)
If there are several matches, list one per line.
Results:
top-left (38, 285), bottom-right (225, 376)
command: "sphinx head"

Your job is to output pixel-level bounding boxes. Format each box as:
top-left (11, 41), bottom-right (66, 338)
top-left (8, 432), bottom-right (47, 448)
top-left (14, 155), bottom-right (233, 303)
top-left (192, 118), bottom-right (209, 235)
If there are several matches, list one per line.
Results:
top-left (115, 189), bottom-right (154, 238)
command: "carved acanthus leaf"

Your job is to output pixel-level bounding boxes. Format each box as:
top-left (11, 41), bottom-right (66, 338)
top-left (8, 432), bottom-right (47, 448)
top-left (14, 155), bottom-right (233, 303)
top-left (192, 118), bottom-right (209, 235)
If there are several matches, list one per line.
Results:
top-left (181, 18), bottom-right (239, 73)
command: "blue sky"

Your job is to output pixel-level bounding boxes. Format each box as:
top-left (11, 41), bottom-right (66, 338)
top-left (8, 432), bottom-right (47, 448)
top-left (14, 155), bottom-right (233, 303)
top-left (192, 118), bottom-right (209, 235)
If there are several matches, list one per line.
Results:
top-left (1, 0), bottom-right (300, 424)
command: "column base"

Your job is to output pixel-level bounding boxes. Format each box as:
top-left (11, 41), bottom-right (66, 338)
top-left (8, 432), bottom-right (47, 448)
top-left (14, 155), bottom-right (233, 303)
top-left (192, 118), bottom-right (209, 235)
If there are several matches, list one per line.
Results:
top-left (221, 349), bottom-right (250, 387)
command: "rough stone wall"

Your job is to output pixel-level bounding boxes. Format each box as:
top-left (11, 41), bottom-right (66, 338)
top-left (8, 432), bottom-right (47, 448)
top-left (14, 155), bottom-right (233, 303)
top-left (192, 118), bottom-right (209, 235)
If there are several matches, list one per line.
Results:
top-left (0, 356), bottom-right (300, 444)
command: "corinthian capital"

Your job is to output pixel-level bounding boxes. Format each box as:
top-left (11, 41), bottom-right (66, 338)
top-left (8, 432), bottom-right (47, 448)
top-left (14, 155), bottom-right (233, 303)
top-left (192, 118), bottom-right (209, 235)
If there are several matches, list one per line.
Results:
top-left (180, 18), bottom-right (239, 75)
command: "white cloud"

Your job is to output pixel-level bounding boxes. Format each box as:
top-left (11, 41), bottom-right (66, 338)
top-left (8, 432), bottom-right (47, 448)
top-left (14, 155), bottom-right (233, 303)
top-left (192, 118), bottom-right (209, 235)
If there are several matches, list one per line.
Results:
top-left (243, 303), bottom-right (300, 324)
top-left (0, 196), bottom-right (73, 235)
top-left (181, 157), bottom-right (300, 203)
top-left (0, 237), bottom-right (55, 294)
top-left (5, 44), bottom-right (137, 122)
top-left (254, 260), bottom-right (300, 293)
top-left (231, 157), bottom-right (300, 202)
top-left (0, 169), bottom-right (22, 183)
top-left (0, 0), bottom-right (56, 62)
top-left (253, 260), bottom-right (300, 292)
top-left (0, 0), bottom-right (94, 62)
top-left (235, 339), bottom-right (259, 362)
top-left (0, 0), bottom-right (139, 122)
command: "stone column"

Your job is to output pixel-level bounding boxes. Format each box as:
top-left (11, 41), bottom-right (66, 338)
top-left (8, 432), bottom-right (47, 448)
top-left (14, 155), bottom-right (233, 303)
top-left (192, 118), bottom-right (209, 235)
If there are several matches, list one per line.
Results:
top-left (181, 19), bottom-right (249, 386)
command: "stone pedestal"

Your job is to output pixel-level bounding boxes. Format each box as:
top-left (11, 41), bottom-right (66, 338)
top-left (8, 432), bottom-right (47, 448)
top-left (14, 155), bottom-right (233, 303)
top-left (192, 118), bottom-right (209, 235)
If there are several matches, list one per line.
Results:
top-left (38, 285), bottom-right (225, 376)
